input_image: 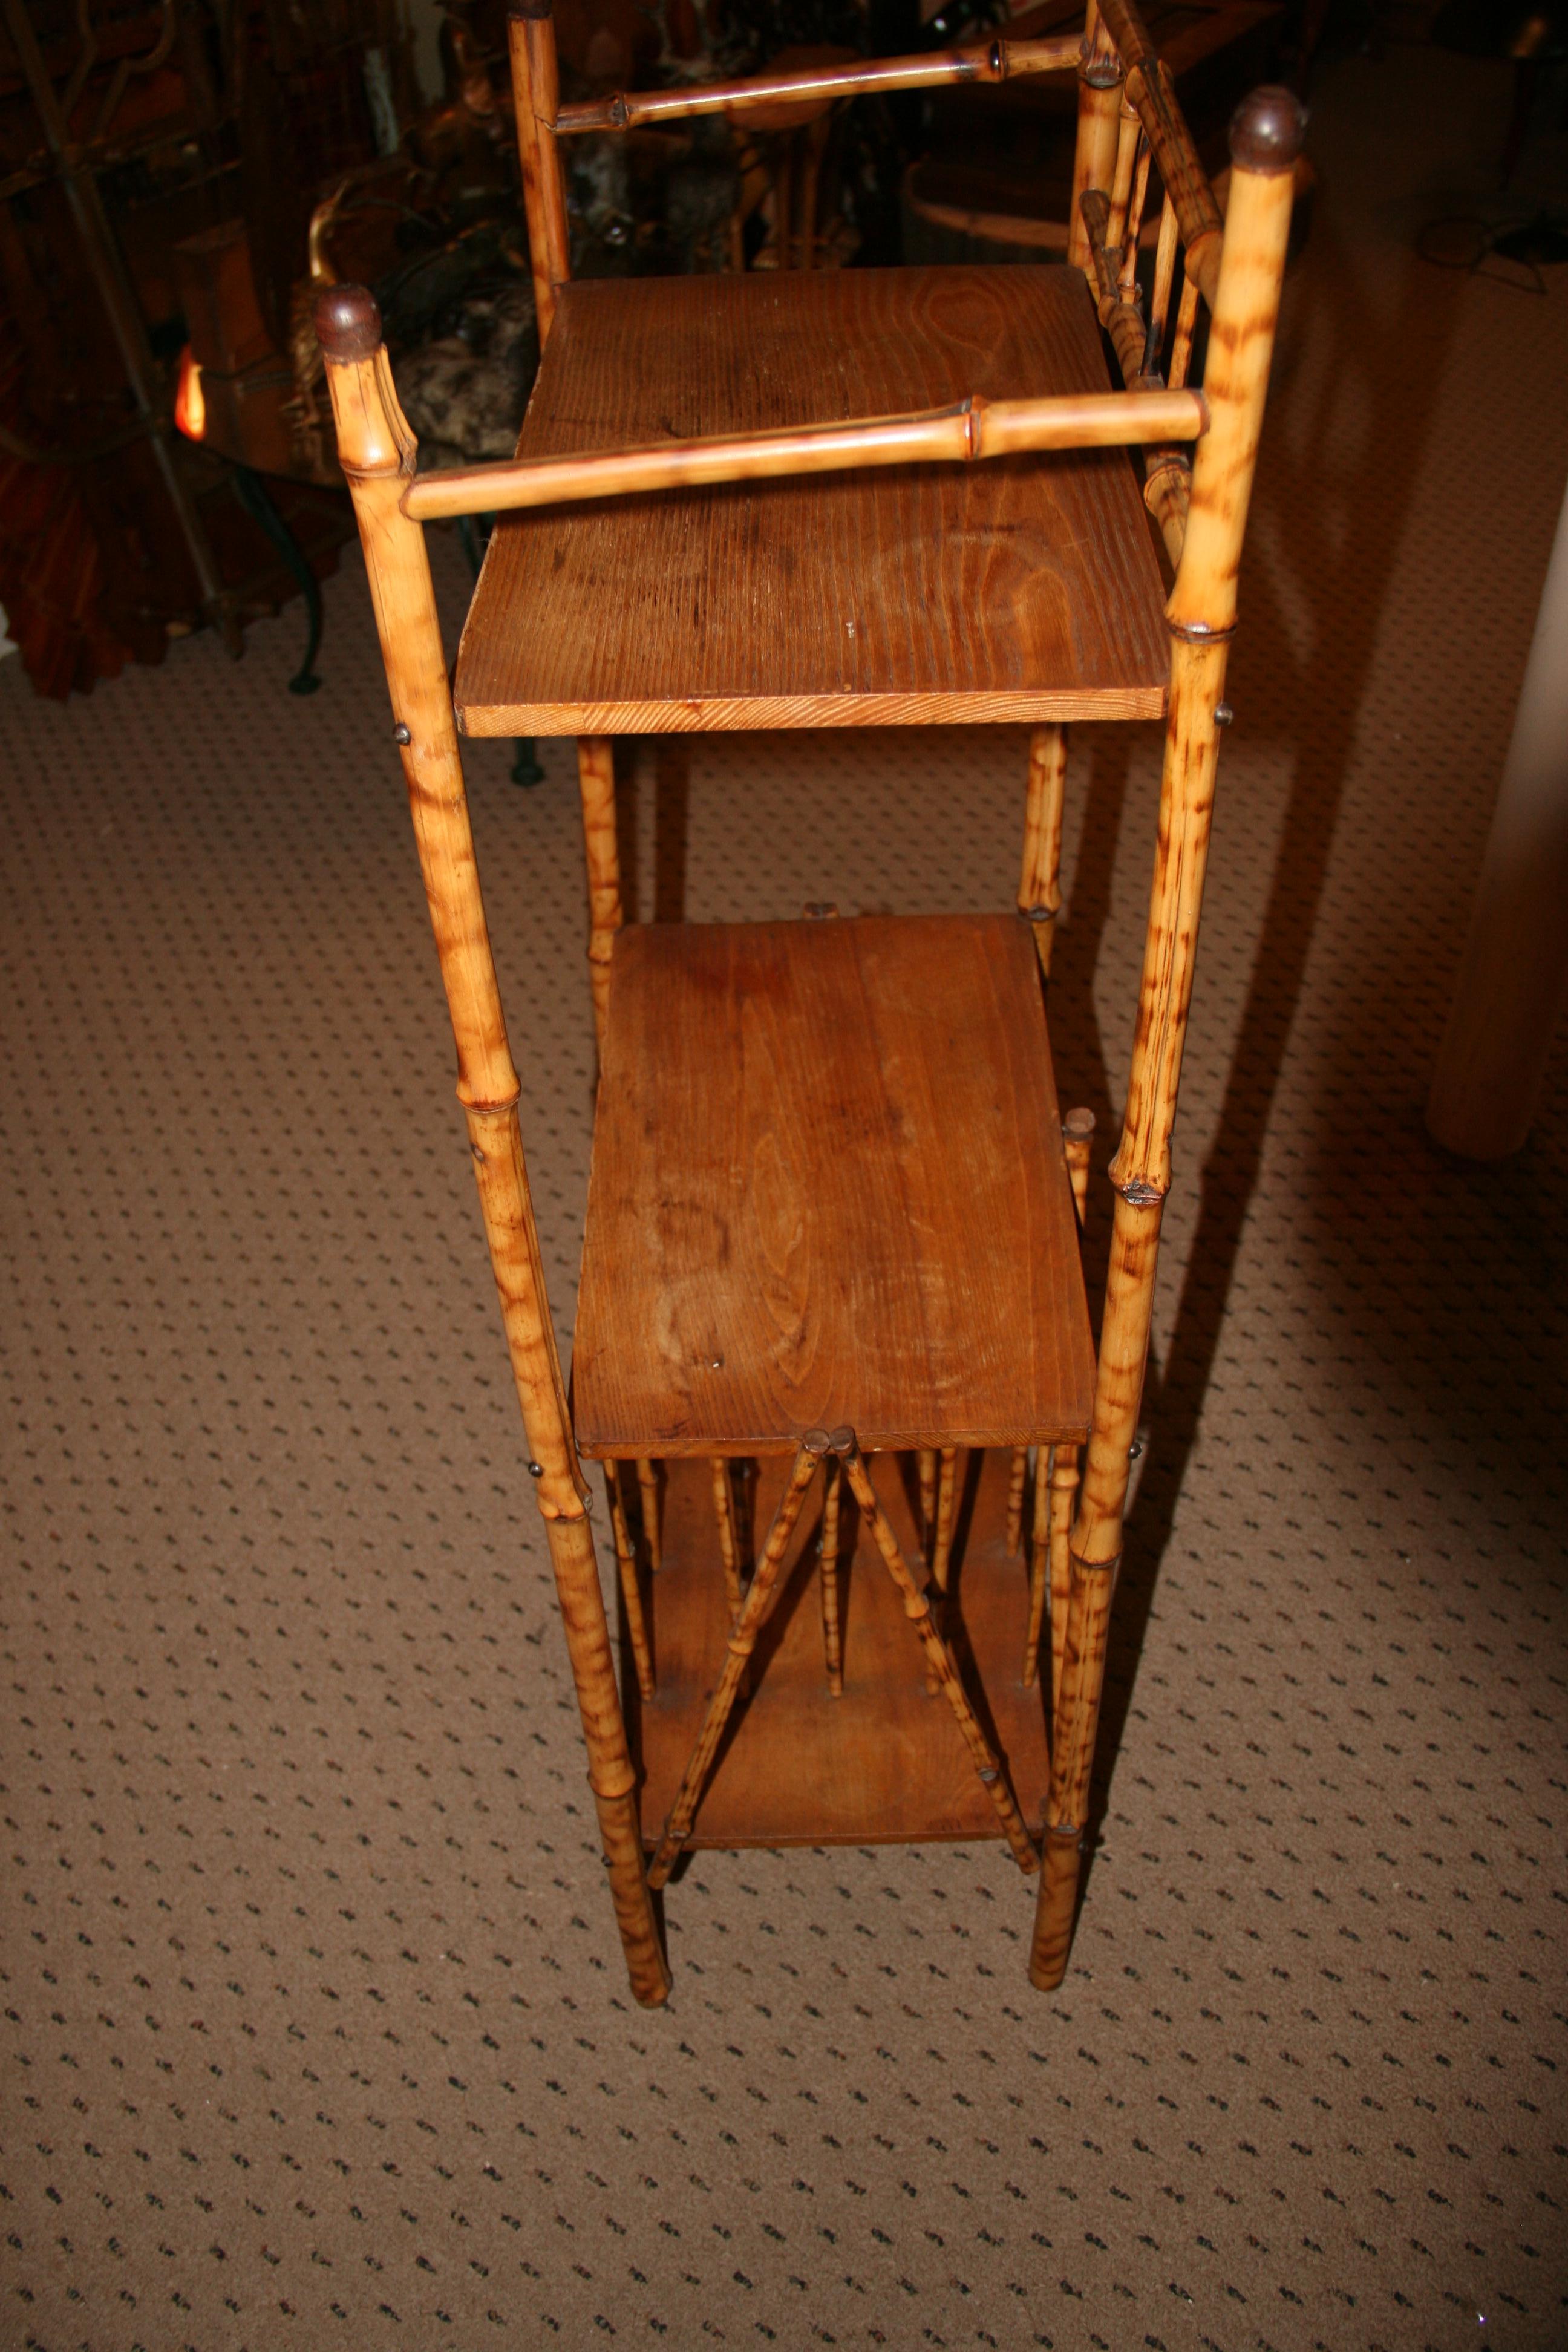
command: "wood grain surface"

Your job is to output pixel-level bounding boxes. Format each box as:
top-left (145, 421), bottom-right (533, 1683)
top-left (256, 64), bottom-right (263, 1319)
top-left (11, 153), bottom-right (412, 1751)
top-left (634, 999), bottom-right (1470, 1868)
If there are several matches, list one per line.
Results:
top-left (572, 912), bottom-right (1097, 1457)
top-left (454, 266), bottom-right (1169, 735)
top-left (630, 1449), bottom-right (1052, 1849)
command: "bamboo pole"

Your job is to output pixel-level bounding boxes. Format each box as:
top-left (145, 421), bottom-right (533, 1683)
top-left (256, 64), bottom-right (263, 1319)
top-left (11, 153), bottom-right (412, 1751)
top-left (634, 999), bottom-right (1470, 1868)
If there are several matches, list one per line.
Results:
top-left (575, 736), bottom-right (622, 1052)
top-left (507, 2), bottom-right (571, 344)
top-left (1168, 267), bottom-right (1200, 390)
top-left (1029, 87), bottom-right (1304, 1994)
top-left (1019, 720), bottom-right (1068, 979)
top-left (606, 1465), bottom-right (655, 1700)
top-left (1095, 0), bottom-right (1223, 307)
top-left (403, 387), bottom-right (1209, 524)
top-left (1079, 189), bottom-right (1149, 387)
top-left (819, 1455), bottom-right (844, 1696)
top-left (918, 1447), bottom-right (937, 1553)
top-left (553, 33), bottom-right (1081, 134)
top-left (926, 1443), bottom-right (958, 1693)
top-left (315, 284), bottom-right (670, 2010)
top-left (1067, 2), bottom-right (1122, 275)
top-left (646, 1439), bottom-right (825, 1889)
top-left (1047, 1440), bottom-right (1080, 1717)
top-left (1147, 189), bottom-right (1179, 367)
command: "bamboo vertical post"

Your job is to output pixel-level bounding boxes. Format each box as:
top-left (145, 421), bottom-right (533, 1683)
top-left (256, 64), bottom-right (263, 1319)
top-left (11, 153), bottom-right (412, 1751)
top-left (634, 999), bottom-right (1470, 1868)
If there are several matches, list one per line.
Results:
top-left (1019, 721), bottom-right (1068, 979)
top-left (606, 1465), bottom-right (656, 1699)
top-left (508, 0), bottom-right (572, 342)
top-left (1148, 189), bottom-right (1179, 367)
top-left (1119, 136), bottom-right (1152, 301)
top-left (917, 1446), bottom-right (938, 1556)
top-left (315, 284), bottom-right (670, 2010)
top-left (1168, 267), bottom-right (1200, 391)
top-left (1063, 1106), bottom-right (1096, 1225)
top-left (1106, 97), bottom-right (1142, 255)
top-left (637, 1457), bottom-right (662, 1573)
top-left (1005, 1446), bottom-right (1028, 1558)
top-left (1023, 1445), bottom-right (1051, 1687)
top-left (1068, 2), bottom-right (1123, 275)
top-left (1029, 88), bottom-right (1305, 1994)
top-left (575, 736), bottom-right (622, 1051)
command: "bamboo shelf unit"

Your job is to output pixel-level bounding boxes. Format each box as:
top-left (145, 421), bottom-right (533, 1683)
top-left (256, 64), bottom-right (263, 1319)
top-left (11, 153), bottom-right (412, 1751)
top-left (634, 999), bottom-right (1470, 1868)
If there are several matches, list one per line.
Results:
top-left (316, 0), bottom-right (1305, 2010)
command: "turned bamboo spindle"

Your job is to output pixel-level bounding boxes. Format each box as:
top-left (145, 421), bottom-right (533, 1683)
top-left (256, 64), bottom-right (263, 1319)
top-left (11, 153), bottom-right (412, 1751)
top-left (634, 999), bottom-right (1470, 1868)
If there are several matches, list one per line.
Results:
top-left (841, 1442), bottom-right (1038, 1874)
top-left (1063, 1106), bottom-right (1096, 1227)
top-left (507, 0), bottom-right (571, 343)
top-left (1119, 136), bottom-right (1152, 301)
top-left (606, 1465), bottom-right (655, 1700)
top-left (1022, 1444), bottom-right (1051, 1687)
top-left (1047, 1441), bottom-right (1080, 1719)
top-left (711, 1457), bottom-right (743, 1618)
top-left (1005, 1445), bottom-right (1028, 1558)
top-left (917, 1446), bottom-right (938, 1555)
top-left (1106, 97), bottom-right (1142, 256)
top-left (1019, 720), bottom-right (1068, 979)
top-left (818, 1454), bottom-right (843, 1696)
top-left (636, 1457), bottom-right (662, 1573)
top-left (1030, 87), bottom-right (1306, 1996)
top-left (1168, 266), bottom-right (1200, 391)
top-left (1147, 189), bottom-right (1179, 368)
top-left (647, 1438), bottom-right (825, 1888)
top-left (575, 735), bottom-right (622, 1053)
top-left (314, 283), bottom-right (668, 2008)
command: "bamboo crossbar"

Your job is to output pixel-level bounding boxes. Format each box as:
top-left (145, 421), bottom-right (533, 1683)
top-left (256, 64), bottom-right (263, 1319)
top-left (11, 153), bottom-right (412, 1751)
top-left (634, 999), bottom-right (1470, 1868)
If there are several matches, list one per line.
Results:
top-left (552, 33), bottom-right (1081, 134)
top-left (402, 388), bottom-right (1207, 523)
top-left (1096, 0), bottom-right (1223, 307)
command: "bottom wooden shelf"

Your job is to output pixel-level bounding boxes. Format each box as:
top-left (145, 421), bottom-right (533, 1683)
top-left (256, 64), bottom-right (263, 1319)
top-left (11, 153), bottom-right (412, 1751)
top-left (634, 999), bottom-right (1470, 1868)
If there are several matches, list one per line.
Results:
top-left (623, 1448), bottom-right (1051, 1852)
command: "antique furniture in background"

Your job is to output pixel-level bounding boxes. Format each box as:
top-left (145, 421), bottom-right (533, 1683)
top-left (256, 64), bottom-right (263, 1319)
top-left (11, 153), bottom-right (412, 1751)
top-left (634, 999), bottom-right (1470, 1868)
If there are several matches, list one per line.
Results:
top-left (318, 0), bottom-right (1303, 2005)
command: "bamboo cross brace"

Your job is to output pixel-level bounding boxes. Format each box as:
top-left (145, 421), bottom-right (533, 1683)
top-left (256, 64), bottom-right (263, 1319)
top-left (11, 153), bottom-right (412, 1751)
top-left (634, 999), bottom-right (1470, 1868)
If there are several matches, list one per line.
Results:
top-left (711, 1457), bottom-right (743, 1619)
top-left (552, 32), bottom-right (1082, 133)
top-left (401, 387), bottom-right (1209, 523)
top-left (645, 1439), bottom-right (825, 1889)
top-left (605, 1465), bottom-right (655, 1700)
top-left (819, 1455), bottom-right (844, 1697)
top-left (841, 1445), bottom-right (1038, 1874)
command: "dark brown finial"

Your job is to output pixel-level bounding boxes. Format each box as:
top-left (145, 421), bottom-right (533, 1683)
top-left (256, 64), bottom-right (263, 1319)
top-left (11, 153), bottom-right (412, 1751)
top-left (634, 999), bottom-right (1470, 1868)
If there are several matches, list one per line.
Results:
top-left (1229, 85), bottom-right (1306, 175)
top-left (313, 283), bottom-right (382, 364)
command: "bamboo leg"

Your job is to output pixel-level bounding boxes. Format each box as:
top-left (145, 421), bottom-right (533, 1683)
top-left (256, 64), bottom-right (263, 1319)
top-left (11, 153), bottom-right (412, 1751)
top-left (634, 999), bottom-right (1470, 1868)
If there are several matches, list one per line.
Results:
top-left (818, 1454), bottom-right (843, 1696)
top-left (636, 1456), bottom-right (662, 1573)
top-left (1022, 1445), bottom-right (1051, 1687)
top-left (1019, 720), bottom-right (1068, 979)
top-left (843, 1443), bottom-right (1038, 1874)
top-left (1005, 1445), bottom-right (1028, 1557)
top-left (647, 1439), bottom-right (824, 1887)
top-left (1030, 88), bottom-right (1304, 1993)
top-left (711, 1457), bottom-right (742, 1618)
top-left (317, 287), bottom-right (668, 2008)
top-left (575, 735), bottom-right (622, 1053)
top-left (606, 1464), bottom-right (655, 1700)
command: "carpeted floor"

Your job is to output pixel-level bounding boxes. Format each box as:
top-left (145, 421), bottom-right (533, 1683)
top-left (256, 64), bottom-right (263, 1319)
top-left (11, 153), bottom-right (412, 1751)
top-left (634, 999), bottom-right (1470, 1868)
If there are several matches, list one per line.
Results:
top-left (4, 45), bottom-right (1567, 2352)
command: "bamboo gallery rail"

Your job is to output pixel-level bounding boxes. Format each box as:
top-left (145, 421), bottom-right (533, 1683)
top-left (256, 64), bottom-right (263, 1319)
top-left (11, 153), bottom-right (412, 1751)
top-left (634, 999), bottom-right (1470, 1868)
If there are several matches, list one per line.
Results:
top-left (550, 31), bottom-right (1083, 134)
top-left (401, 388), bottom-right (1209, 523)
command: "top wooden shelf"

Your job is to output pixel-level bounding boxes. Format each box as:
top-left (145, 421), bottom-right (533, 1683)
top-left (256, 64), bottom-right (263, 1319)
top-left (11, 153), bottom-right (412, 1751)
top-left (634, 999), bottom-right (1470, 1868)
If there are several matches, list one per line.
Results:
top-left (453, 264), bottom-right (1171, 737)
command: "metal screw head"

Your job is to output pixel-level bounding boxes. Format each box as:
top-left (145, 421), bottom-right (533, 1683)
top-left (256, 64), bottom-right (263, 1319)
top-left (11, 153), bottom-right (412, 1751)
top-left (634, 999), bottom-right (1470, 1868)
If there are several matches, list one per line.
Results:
top-left (1214, 702), bottom-right (1235, 728)
top-left (393, 722), bottom-right (412, 746)
top-left (526, 1460), bottom-right (543, 1478)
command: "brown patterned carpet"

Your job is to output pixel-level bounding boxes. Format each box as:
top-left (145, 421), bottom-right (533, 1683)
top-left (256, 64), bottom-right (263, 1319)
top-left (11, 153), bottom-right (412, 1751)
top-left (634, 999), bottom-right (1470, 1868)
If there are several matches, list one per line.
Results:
top-left (2, 44), bottom-right (1566, 2352)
